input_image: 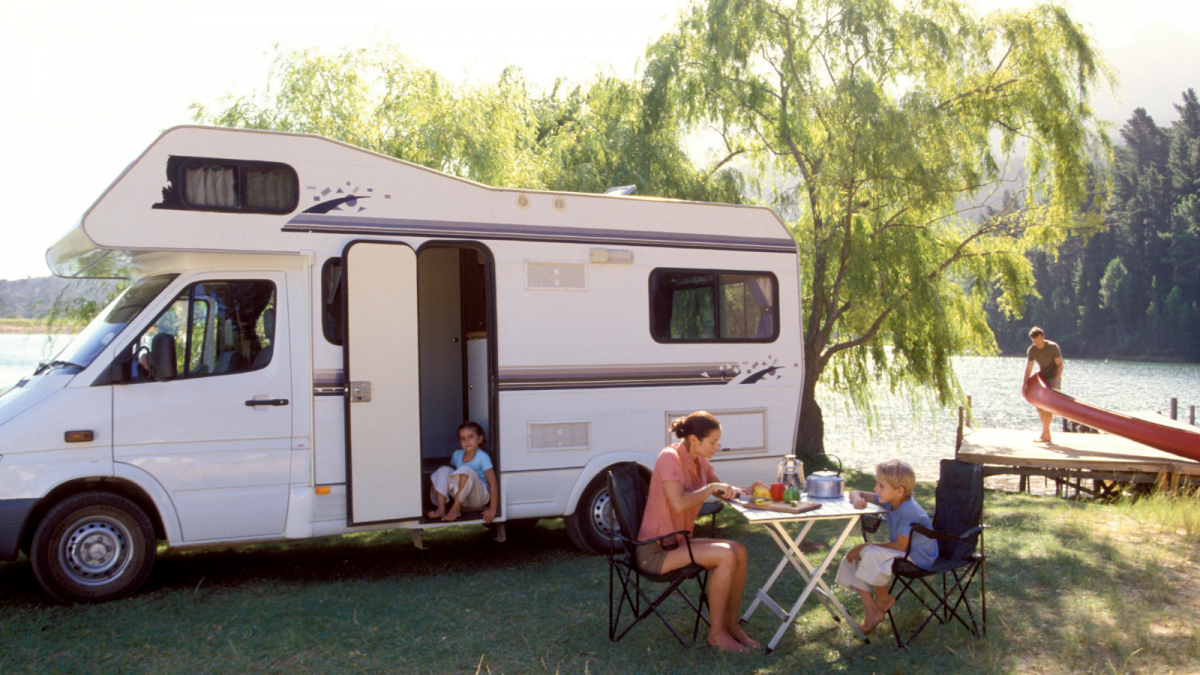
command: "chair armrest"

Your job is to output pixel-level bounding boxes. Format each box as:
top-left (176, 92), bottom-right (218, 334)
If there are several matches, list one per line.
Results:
top-left (617, 528), bottom-right (701, 563)
top-left (860, 514), bottom-right (884, 540)
top-left (910, 523), bottom-right (987, 541)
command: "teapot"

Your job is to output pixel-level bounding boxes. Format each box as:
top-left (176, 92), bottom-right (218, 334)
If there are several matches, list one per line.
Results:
top-left (806, 454), bottom-right (845, 498)
top-left (776, 455), bottom-right (805, 493)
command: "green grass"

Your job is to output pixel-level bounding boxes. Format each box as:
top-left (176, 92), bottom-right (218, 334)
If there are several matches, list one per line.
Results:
top-left (1, 472), bottom-right (1197, 674)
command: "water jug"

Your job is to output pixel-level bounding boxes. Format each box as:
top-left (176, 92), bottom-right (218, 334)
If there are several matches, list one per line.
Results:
top-left (776, 455), bottom-right (805, 493)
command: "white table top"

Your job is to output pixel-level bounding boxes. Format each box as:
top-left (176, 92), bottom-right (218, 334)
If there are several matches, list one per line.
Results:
top-left (723, 494), bottom-right (884, 524)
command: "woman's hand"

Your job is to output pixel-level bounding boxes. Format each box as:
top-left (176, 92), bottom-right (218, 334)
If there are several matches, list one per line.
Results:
top-left (482, 506), bottom-right (497, 524)
top-left (709, 483), bottom-right (738, 499)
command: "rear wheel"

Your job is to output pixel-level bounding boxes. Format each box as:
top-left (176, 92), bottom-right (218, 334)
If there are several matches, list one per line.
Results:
top-left (565, 470), bottom-right (646, 555)
top-left (30, 492), bottom-right (157, 604)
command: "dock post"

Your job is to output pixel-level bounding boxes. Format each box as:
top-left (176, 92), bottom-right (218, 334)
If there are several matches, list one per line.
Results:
top-left (966, 396), bottom-right (973, 428)
top-left (956, 407), bottom-right (964, 457)
top-left (1191, 405), bottom-right (1196, 426)
top-left (1171, 398), bottom-right (1178, 420)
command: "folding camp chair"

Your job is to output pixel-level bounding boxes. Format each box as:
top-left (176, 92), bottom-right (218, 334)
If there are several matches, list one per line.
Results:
top-left (863, 459), bottom-right (988, 648)
top-left (607, 463), bottom-right (710, 647)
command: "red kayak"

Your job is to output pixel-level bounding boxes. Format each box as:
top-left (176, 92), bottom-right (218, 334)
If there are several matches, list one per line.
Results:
top-left (1023, 374), bottom-right (1200, 462)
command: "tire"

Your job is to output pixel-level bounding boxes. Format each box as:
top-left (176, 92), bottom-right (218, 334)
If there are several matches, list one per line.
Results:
top-left (565, 471), bottom-right (643, 555)
top-left (30, 492), bottom-right (157, 604)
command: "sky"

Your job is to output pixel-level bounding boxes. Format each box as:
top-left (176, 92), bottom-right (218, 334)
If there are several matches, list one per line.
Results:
top-left (2, 0), bottom-right (1198, 281)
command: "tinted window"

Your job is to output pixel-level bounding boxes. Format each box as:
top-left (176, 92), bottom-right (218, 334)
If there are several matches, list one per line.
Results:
top-left (321, 258), bottom-right (344, 346)
top-left (51, 275), bottom-right (178, 370)
top-left (650, 269), bottom-right (777, 342)
top-left (130, 280), bottom-right (277, 381)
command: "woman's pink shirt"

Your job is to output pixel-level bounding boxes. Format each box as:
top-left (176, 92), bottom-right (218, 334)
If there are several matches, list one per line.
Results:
top-left (637, 441), bottom-right (719, 548)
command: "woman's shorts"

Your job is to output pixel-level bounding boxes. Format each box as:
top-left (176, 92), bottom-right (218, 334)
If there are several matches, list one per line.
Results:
top-left (635, 540), bottom-right (673, 575)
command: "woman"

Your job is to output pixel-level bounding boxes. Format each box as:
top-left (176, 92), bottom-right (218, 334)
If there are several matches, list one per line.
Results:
top-left (637, 411), bottom-right (762, 652)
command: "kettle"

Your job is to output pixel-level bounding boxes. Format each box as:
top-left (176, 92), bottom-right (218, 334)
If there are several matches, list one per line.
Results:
top-left (776, 455), bottom-right (805, 492)
top-left (806, 454), bottom-right (845, 498)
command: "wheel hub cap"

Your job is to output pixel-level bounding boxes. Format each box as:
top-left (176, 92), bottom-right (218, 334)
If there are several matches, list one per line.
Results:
top-left (63, 520), bottom-right (129, 583)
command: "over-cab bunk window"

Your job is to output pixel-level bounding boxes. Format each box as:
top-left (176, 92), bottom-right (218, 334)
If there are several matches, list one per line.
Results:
top-left (650, 269), bottom-right (779, 343)
top-left (154, 156), bottom-right (298, 214)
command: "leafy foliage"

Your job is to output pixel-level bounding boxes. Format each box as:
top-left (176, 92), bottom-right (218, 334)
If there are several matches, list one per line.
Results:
top-left (192, 44), bottom-right (744, 204)
top-left (643, 0), bottom-right (1112, 457)
top-left (989, 90), bottom-right (1200, 361)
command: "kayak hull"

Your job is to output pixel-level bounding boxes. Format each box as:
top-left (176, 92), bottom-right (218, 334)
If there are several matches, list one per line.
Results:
top-left (1023, 374), bottom-right (1200, 462)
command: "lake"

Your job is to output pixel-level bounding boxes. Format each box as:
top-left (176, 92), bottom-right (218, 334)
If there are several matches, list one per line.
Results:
top-left (2, 333), bottom-right (1197, 480)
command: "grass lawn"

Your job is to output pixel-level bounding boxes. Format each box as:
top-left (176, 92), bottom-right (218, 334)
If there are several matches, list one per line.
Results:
top-left (0, 471), bottom-right (1197, 675)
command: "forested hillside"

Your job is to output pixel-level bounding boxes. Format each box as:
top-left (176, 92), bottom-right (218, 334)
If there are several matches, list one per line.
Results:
top-left (988, 89), bottom-right (1200, 362)
top-left (0, 277), bottom-right (117, 319)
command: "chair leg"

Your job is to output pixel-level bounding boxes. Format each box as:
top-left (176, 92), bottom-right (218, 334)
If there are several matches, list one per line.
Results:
top-left (887, 563), bottom-right (985, 648)
top-left (610, 566), bottom-right (710, 648)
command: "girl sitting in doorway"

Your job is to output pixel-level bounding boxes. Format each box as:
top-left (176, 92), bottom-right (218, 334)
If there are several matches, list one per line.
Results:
top-left (428, 421), bottom-right (498, 523)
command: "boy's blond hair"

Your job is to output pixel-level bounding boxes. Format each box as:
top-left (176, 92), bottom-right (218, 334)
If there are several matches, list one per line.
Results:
top-left (876, 459), bottom-right (916, 496)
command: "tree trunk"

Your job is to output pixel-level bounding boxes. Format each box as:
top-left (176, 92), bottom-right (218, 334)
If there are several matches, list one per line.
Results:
top-left (796, 360), bottom-right (826, 463)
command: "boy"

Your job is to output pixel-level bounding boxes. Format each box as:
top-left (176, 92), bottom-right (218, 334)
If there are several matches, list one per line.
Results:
top-left (837, 460), bottom-right (938, 633)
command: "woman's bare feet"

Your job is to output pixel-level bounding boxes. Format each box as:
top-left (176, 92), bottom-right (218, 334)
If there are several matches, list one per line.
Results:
top-left (427, 507), bottom-right (445, 519)
top-left (708, 631), bottom-right (750, 652)
top-left (730, 626), bottom-right (760, 649)
top-left (1034, 435), bottom-right (1052, 443)
top-left (442, 504), bottom-right (462, 521)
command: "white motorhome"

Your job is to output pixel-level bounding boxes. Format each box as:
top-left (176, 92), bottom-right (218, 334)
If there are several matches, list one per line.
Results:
top-left (0, 126), bottom-right (803, 602)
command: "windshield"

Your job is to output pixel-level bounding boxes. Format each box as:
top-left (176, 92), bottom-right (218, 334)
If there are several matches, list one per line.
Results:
top-left (49, 275), bottom-right (179, 371)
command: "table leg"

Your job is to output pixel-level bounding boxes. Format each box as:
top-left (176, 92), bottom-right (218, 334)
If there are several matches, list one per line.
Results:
top-left (762, 517), bottom-right (869, 651)
top-left (741, 520), bottom-right (814, 623)
top-left (773, 522), bottom-right (840, 619)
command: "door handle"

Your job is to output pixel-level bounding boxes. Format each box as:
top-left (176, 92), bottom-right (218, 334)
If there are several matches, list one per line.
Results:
top-left (245, 399), bottom-right (289, 407)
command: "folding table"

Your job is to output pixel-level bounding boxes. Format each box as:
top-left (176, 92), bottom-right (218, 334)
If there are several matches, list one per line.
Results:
top-left (727, 495), bottom-right (886, 652)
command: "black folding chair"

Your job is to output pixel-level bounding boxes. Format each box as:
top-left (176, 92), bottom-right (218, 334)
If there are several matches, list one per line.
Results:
top-left (607, 463), bottom-right (710, 647)
top-left (863, 459), bottom-right (988, 648)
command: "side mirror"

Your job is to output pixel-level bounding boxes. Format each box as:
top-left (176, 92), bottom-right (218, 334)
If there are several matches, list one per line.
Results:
top-left (150, 333), bottom-right (177, 382)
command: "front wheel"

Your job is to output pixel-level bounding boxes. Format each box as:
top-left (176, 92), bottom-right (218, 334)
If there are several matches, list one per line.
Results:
top-left (30, 492), bottom-right (157, 603)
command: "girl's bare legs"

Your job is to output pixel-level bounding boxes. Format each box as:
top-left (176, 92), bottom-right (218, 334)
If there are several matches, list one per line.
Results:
top-left (442, 474), bottom-right (468, 521)
top-left (428, 490), bottom-right (447, 519)
top-left (661, 539), bottom-right (758, 651)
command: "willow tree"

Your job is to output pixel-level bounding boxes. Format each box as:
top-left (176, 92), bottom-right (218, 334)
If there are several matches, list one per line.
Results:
top-left (192, 43), bottom-right (743, 203)
top-left (644, 0), bottom-right (1112, 458)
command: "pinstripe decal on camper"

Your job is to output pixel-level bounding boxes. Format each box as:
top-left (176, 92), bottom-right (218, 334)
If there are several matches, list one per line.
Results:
top-left (283, 214), bottom-right (798, 253)
top-left (497, 363), bottom-right (740, 390)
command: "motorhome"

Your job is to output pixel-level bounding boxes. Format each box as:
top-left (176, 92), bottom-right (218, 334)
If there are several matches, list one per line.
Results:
top-left (0, 126), bottom-right (804, 602)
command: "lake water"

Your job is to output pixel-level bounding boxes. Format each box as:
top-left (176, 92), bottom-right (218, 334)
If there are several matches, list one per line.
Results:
top-left (2, 333), bottom-right (1197, 480)
top-left (0, 333), bottom-right (73, 391)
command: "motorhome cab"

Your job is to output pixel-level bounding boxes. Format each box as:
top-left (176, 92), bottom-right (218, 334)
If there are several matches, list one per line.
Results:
top-left (0, 126), bottom-right (804, 602)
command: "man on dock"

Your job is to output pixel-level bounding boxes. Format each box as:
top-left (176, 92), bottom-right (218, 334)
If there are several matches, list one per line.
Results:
top-left (1023, 326), bottom-right (1064, 443)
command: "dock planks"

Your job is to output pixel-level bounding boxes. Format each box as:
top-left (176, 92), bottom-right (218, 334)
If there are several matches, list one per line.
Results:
top-left (957, 415), bottom-right (1200, 495)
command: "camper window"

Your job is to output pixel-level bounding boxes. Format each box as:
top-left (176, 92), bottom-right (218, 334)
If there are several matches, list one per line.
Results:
top-left (649, 269), bottom-right (778, 343)
top-left (321, 258), bottom-right (344, 346)
top-left (163, 156), bottom-right (298, 214)
top-left (128, 280), bottom-right (277, 382)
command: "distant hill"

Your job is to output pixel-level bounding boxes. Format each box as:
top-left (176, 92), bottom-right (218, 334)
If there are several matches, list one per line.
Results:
top-left (0, 277), bottom-right (119, 319)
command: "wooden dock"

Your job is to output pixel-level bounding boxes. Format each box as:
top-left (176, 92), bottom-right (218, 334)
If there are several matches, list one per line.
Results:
top-left (956, 413), bottom-right (1200, 497)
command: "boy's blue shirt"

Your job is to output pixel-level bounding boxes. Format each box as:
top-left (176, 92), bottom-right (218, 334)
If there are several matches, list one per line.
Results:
top-left (883, 498), bottom-right (938, 570)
